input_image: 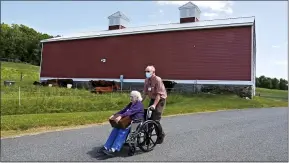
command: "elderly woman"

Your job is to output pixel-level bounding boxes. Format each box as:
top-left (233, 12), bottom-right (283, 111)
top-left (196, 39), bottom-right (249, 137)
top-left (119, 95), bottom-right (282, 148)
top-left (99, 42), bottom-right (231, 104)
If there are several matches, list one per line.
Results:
top-left (102, 90), bottom-right (144, 155)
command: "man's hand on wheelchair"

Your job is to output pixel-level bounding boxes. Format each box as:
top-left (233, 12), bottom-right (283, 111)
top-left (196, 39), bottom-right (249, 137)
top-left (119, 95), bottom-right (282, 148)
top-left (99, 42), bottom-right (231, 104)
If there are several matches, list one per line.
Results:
top-left (148, 105), bottom-right (156, 110)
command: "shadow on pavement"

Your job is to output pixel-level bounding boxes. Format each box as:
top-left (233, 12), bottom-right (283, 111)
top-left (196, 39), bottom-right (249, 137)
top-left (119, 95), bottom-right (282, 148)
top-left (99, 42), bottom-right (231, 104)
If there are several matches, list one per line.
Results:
top-left (87, 144), bottom-right (145, 160)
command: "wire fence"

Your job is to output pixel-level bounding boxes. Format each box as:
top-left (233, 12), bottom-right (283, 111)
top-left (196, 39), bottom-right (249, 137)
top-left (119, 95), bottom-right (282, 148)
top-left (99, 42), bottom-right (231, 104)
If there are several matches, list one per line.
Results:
top-left (1, 86), bottom-right (131, 115)
top-left (2, 84), bottom-right (287, 116)
top-left (0, 88), bottom-right (197, 116)
top-left (1, 84), bottom-right (204, 109)
top-left (1, 85), bottom-right (198, 116)
top-left (2, 84), bottom-right (202, 94)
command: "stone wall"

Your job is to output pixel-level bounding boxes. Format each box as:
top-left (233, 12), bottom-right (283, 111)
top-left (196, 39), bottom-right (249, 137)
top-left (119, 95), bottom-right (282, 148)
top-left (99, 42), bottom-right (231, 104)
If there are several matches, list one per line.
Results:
top-left (201, 85), bottom-right (253, 98)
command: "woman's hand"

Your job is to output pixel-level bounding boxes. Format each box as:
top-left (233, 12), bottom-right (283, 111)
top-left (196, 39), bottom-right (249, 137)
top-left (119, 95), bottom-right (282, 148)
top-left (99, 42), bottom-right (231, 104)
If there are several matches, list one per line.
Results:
top-left (115, 116), bottom-right (122, 123)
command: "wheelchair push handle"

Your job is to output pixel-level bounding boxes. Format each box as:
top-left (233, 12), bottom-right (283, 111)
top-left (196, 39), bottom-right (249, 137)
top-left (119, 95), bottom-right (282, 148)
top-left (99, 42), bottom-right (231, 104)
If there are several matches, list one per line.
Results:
top-left (147, 105), bottom-right (156, 111)
top-left (147, 107), bottom-right (153, 119)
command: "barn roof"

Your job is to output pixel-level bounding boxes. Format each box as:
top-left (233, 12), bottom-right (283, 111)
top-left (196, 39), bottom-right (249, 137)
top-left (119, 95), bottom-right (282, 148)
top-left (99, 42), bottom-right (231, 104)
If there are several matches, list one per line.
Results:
top-left (41, 16), bottom-right (255, 43)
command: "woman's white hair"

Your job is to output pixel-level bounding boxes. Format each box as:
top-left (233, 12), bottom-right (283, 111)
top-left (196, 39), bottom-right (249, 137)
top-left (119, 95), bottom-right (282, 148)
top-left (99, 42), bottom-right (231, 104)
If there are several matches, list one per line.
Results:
top-left (130, 90), bottom-right (143, 102)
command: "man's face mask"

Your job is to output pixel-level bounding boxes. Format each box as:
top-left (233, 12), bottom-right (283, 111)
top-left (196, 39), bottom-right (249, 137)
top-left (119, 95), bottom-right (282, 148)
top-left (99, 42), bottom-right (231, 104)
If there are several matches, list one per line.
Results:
top-left (145, 71), bottom-right (152, 78)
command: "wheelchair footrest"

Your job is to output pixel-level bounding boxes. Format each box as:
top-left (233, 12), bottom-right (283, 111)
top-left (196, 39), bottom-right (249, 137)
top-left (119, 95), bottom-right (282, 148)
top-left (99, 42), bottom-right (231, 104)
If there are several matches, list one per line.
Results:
top-left (126, 132), bottom-right (137, 143)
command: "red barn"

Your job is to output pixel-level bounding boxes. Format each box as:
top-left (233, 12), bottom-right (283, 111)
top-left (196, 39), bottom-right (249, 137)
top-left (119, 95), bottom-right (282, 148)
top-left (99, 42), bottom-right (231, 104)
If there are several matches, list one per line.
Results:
top-left (40, 2), bottom-right (256, 96)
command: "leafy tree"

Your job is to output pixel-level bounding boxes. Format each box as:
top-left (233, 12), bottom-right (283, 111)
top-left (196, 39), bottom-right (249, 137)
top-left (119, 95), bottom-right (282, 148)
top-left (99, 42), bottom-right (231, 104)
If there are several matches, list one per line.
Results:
top-left (0, 23), bottom-right (54, 65)
top-left (256, 76), bottom-right (288, 90)
top-left (279, 78), bottom-right (288, 90)
top-left (257, 75), bottom-right (267, 88)
top-left (264, 77), bottom-right (273, 89)
top-left (271, 78), bottom-right (280, 89)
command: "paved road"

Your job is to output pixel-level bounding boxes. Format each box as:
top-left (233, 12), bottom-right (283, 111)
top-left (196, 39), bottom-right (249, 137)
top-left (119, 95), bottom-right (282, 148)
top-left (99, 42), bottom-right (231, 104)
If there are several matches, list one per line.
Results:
top-left (1, 108), bottom-right (288, 162)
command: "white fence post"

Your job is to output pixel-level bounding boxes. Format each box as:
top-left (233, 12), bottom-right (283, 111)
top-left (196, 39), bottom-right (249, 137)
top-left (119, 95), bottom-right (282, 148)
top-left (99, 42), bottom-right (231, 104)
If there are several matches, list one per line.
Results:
top-left (18, 86), bottom-right (21, 107)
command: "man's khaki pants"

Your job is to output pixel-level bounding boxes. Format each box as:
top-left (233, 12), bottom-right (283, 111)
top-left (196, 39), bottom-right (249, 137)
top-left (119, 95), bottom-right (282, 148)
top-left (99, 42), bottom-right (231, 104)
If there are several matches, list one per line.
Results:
top-left (144, 98), bottom-right (166, 143)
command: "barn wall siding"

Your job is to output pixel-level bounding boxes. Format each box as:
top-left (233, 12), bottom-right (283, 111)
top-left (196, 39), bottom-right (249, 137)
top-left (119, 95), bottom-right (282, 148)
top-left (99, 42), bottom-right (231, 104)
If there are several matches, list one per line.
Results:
top-left (41, 26), bottom-right (252, 81)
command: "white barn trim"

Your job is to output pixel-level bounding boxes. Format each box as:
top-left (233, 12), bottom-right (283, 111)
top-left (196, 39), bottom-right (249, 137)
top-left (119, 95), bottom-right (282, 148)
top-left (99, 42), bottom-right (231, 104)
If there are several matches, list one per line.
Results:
top-left (40, 16), bottom-right (255, 43)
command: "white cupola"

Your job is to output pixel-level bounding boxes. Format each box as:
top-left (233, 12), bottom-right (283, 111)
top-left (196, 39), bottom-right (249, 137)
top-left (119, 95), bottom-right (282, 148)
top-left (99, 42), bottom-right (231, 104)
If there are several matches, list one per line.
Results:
top-left (178, 2), bottom-right (201, 23)
top-left (108, 11), bottom-right (130, 30)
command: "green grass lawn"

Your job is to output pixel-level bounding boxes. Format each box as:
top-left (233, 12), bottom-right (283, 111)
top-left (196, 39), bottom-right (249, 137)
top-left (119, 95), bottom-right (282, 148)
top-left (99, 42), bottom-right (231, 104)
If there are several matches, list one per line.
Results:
top-left (1, 62), bottom-right (288, 137)
top-left (256, 87), bottom-right (288, 101)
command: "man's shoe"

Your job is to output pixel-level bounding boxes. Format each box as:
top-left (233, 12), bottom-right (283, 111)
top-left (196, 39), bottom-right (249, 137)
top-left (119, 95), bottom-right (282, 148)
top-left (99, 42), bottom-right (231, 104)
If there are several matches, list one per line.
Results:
top-left (156, 134), bottom-right (165, 144)
top-left (156, 138), bottom-right (163, 144)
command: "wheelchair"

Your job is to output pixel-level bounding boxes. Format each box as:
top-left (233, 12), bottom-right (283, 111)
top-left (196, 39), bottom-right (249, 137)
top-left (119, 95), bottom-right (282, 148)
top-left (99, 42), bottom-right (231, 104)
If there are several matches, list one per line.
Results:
top-left (124, 108), bottom-right (162, 156)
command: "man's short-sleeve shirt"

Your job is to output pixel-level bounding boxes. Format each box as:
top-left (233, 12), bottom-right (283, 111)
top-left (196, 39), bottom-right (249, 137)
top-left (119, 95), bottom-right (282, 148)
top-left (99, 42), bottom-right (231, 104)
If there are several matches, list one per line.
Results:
top-left (144, 75), bottom-right (167, 99)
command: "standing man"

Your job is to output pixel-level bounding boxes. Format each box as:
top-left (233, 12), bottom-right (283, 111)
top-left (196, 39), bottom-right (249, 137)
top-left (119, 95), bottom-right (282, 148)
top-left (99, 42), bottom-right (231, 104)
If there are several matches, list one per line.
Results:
top-left (142, 65), bottom-right (167, 144)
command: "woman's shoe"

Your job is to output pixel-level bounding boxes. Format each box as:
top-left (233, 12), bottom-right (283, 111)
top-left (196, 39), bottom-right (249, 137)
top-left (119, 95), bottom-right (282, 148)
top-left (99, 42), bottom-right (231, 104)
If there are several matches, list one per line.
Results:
top-left (102, 149), bottom-right (115, 156)
top-left (97, 147), bottom-right (106, 153)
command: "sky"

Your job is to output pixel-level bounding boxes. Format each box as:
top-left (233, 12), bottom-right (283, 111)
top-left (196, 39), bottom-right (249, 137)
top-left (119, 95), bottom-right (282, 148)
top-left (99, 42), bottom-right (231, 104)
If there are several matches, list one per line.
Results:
top-left (1, 1), bottom-right (288, 80)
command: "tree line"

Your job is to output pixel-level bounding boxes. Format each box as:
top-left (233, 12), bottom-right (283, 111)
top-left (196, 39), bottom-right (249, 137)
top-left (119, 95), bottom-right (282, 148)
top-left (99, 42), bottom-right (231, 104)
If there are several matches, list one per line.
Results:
top-left (0, 23), bottom-right (56, 65)
top-left (256, 76), bottom-right (288, 90)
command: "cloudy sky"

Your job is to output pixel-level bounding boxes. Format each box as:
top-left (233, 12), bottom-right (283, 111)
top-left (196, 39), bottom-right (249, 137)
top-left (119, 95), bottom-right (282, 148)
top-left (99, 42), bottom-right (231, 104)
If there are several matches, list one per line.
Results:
top-left (1, 1), bottom-right (288, 79)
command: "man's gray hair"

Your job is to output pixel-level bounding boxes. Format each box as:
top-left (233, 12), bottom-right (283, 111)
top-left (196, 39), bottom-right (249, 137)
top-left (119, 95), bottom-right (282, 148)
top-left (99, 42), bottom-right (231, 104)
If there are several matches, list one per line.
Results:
top-left (146, 65), bottom-right (155, 72)
top-left (130, 90), bottom-right (143, 102)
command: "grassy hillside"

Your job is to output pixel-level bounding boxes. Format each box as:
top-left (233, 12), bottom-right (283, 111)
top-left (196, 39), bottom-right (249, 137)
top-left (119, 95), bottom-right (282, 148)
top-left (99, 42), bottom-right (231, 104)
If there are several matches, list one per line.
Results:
top-left (256, 87), bottom-right (288, 101)
top-left (1, 62), bottom-right (288, 136)
top-left (1, 61), bottom-right (39, 85)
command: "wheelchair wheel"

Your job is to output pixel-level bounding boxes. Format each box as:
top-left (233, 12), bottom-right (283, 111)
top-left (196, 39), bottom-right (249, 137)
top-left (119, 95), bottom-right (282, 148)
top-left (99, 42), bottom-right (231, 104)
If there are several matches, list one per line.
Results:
top-left (136, 120), bottom-right (160, 152)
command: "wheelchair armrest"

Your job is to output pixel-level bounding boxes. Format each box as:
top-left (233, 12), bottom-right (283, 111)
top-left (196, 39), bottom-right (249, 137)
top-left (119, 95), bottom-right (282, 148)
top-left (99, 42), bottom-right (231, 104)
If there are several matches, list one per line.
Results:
top-left (132, 119), bottom-right (143, 123)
